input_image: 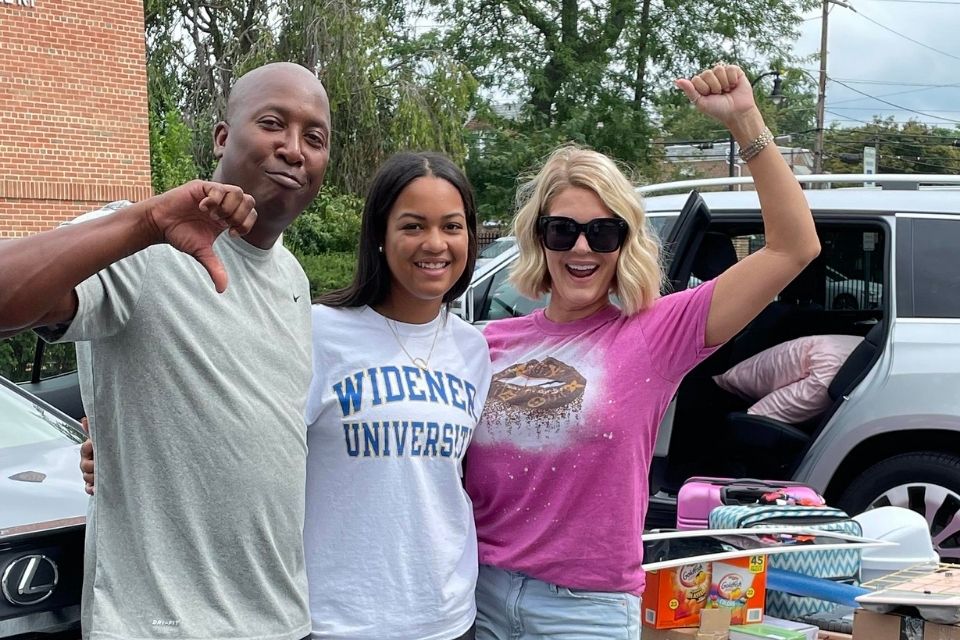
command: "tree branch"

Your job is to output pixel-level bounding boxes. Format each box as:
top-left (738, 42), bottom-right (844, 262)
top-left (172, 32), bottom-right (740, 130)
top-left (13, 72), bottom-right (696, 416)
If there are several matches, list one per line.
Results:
top-left (503, 0), bottom-right (559, 50)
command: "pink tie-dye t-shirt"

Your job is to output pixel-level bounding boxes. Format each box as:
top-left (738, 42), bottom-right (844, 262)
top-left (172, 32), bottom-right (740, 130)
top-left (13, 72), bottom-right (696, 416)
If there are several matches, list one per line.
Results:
top-left (466, 280), bottom-right (719, 596)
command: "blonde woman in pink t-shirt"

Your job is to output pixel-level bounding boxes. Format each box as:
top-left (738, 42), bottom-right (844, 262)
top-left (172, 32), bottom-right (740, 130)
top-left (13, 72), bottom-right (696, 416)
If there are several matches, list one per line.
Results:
top-left (466, 64), bottom-right (822, 639)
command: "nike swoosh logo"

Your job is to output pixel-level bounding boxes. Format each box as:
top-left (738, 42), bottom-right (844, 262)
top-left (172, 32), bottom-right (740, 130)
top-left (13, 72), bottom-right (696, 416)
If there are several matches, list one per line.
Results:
top-left (293, 295), bottom-right (301, 302)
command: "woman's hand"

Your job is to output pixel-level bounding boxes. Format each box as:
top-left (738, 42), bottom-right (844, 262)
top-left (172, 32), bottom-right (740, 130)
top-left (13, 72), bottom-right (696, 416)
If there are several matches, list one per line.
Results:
top-left (675, 64), bottom-right (763, 132)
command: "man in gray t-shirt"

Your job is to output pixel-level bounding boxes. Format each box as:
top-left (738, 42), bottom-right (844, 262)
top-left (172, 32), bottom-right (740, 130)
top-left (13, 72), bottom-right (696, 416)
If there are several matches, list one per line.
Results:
top-left (0, 62), bottom-right (330, 640)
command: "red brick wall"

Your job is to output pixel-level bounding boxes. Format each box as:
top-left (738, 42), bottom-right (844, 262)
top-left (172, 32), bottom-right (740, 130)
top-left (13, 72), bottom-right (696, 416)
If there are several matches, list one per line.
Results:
top-left (0, 0), bottom-right (153, 238)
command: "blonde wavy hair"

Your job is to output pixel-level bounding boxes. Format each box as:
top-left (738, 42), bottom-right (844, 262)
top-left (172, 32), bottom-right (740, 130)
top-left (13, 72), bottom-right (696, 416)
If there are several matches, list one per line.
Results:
top-left (509, 145), bottom-right (664, 316)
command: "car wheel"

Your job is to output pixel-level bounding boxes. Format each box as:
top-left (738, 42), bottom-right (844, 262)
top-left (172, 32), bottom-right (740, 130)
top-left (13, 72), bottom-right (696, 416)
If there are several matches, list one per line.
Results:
top-left (833, 293), bottom-right (859, 310)
top-left (837, 452), bottom-right (960, 562)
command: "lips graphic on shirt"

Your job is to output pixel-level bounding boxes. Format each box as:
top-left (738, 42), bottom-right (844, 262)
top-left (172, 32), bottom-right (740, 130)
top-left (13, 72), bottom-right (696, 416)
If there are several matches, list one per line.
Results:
top-left (491, 357), bottom-right (586, 411)
top-left (480, 356), bottom-right (588, 444)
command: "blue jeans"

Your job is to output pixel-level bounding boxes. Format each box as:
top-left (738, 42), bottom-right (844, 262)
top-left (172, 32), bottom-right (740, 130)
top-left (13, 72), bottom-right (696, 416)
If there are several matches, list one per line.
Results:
top-left (475, 565), bottom-right (641, 640)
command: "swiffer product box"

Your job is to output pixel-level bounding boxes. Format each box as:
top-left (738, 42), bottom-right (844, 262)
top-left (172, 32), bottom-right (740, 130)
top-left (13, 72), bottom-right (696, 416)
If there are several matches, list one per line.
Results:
top-left (644, 556), bottom-right (767, 630)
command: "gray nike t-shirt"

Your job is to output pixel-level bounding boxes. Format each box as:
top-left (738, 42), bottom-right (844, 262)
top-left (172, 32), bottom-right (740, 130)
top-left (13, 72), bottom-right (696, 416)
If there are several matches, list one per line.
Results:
top-left (50, 205), bottom-right (312, 640)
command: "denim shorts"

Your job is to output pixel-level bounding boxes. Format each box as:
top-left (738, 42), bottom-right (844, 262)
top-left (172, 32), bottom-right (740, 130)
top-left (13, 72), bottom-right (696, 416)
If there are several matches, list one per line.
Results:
top-left (475, 564), bottom-right (641, 640)
top-left (307, 624), bottom-right (474, 639)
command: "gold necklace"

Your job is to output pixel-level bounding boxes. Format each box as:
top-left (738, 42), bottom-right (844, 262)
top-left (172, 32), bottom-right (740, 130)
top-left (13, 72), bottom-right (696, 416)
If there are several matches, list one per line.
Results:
top-left (385, 311), bottom-right (444, 370)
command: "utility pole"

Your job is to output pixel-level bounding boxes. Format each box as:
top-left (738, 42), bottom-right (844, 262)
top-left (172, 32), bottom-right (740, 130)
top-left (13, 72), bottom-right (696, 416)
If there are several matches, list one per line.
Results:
top-left (815, 0), bottom-right (829, 178)
top-left (814, 0), bottom-right (855, 182)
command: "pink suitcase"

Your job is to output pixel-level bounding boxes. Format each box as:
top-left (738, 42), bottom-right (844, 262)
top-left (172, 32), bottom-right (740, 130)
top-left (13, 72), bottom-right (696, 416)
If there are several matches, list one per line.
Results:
top-left (675, 476), bottom-right (825, 530)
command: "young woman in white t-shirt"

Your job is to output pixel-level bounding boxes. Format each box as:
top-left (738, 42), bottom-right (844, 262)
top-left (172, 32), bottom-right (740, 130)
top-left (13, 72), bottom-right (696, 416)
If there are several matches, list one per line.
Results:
top-left (305, 151), bottom-right (492, 640)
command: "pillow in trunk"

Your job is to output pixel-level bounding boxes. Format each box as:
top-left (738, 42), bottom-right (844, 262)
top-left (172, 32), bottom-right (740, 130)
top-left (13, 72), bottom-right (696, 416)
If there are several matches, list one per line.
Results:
top-left (714, 334), bottom-right (863, 424)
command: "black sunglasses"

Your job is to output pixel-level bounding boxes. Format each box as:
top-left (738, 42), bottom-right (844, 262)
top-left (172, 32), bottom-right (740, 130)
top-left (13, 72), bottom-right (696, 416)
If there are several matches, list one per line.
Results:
top-left (537, 216), bottom-right (628, 253)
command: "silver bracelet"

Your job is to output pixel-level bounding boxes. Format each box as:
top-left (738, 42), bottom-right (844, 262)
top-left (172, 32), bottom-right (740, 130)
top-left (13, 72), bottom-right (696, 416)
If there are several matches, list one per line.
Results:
top-left (738, 127), bottom-right (774, 163)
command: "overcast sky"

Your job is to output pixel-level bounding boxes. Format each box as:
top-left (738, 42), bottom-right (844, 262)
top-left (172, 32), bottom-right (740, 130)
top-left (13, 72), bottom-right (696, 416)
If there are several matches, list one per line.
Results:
top-left (792, 0), bottom-right (960, 130)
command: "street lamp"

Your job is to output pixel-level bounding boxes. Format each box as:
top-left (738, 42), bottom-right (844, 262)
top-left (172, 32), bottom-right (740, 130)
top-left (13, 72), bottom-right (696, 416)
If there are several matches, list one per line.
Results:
top-left (728, 70), bottom-right (784, 181)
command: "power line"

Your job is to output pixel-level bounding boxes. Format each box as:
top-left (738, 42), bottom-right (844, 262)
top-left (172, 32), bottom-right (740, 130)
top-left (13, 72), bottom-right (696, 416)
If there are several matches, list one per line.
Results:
top-left (798, 71), bottom-right (960, 113)
top-left (657, 128), bottom-right (821, 150)
top-left (830, 79), bottom-right (960, 88)
top-left (827, 78), bottom-right (960, 124)
top-left (827, 135), bottom-right (960, 151)
top-left (799, 71), bottom-right (960, 87)
top-left (883, 156), bottom-right (959, 171)
top-left (851, 9), bottom-right (960, 62)
top-left (823, 134), bottom-right (960, 169)
top-left (824, 109), bottom-right (960, 129)
top-left (828, 106), bottom-right (960, 113)
top-left (827, 118), bottom-right (960, 126)
top-left (826, 129), bottom-right (960, 140)
top-left (823, 150), bottom-right (959, 172)
top-left (825, 109), bottom-right (874, 126)
top-left (829, 83), bottom-right (960, 106)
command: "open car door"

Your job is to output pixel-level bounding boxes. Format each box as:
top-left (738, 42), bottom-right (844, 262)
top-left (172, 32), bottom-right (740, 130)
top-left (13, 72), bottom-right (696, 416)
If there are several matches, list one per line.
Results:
top-left (663, 190), bottom-right (713, 293)
top-left (647, 191), bottom-right (713, 526)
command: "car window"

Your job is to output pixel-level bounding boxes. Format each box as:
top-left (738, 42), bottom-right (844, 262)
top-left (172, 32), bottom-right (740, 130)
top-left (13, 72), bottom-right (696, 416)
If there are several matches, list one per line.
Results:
top-left (478, 268), bottom-right (550, 322)
top-left (0, 380), bottom-right (83, 449)
top-left (821, 229), bottom-right (884, 310)
top-left (648, 215), bottom-right (675, 241)
top-left (826, 266), bottom-right (847, 282)
top-left (687, 233), bottom-right (765, 289)
top-left (0, 335), bottom-right (77, 384)
top-left (478, 237), bottom-right (516, 259)
top-left (42, 342), bottom-right (78, 378)
top-left (480, 268), bottom-right (512, 322)
top-left (0, 333), bottom-right (37, 382)
top-left (911, 218), bottom-right (960, 318)
top-left (686, 227), bottom-right (885, 311)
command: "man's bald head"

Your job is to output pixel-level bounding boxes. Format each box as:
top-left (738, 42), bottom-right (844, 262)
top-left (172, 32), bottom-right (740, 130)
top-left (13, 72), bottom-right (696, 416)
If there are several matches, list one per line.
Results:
top-left (212, 61), bottom-right (332, 248)
top-left (227, 62), bottom-right (327, 122)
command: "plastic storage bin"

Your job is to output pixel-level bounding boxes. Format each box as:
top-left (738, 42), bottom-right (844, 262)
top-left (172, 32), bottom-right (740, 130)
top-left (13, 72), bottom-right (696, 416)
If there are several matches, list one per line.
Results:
top-left (853, 506), bottom-right (939, 582)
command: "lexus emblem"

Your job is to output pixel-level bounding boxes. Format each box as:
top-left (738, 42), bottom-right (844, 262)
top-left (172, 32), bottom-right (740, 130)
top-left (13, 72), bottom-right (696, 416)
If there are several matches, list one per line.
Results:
top-left (1, 555), bottom-right (59, 605)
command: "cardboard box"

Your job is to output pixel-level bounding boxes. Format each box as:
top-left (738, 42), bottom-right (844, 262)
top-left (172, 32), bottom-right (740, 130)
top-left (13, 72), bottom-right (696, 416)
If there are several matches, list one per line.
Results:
top-left (644, 556), bottom-right (767, 629)
top-left (642, 608), bottom-right (731, 640)
top-left (852, 609), bottom-right (960, 640)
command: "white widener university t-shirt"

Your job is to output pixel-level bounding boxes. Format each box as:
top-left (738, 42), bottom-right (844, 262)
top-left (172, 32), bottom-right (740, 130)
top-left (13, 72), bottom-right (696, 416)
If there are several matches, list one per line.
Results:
top-left (304, 305), bottom-right (492, 640)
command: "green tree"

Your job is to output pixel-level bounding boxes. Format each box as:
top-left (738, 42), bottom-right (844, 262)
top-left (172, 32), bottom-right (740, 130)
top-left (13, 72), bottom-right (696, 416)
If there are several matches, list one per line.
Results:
top-left (431, 0), bottom-right (814, 134)
top-left (142, 0), bottom-right (477, 196)
top-left (284, 186), bottom-right (364, 255)
top-left (430, 0), bottom-right (815, 217)
top-left (464, 123), bottom-right (569, 221)
top-left (149, 109), bottom-right (198, 193)
top-left (465, 110), bottom-right (664, 221)
top-left (823, 119), bottom-right (960, 176)
top-left (616, 0), bottom-right (816, 101)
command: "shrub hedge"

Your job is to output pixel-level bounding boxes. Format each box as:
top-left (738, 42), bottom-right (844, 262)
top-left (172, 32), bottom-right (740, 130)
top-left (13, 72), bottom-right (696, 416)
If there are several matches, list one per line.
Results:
top-left (296, 251), bottom-right (358, 300)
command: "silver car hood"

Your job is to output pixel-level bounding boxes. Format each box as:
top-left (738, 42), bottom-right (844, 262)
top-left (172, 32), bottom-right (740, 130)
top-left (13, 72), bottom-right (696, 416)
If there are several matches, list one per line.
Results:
top-left (0, 441), bottom-right (88, 532)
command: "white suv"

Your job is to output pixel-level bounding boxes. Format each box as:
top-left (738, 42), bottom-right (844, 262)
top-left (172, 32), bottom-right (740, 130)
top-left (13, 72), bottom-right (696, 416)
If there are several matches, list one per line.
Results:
top-left (457, 174), bottom-right (960, 561)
